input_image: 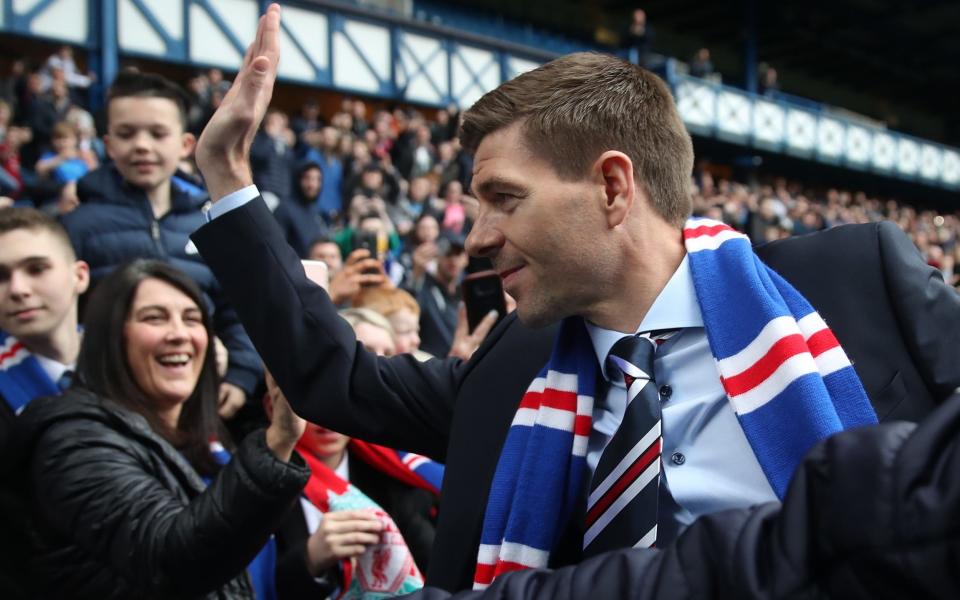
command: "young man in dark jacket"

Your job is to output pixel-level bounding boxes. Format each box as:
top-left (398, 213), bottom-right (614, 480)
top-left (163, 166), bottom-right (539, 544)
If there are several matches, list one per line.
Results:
top-left (0, 208), bottom-right (89, 600)
top-left (60, 71), bottom-right (260, 417)
top-left (0, 208), bottom-right (88, 447)
top-left (271, 160), bottom-right (329, 258)
top-left (414, 232), bottom-right (468, 357)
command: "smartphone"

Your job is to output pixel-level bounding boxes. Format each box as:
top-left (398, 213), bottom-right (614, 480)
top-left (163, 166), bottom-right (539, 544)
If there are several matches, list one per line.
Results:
top-left (353, 230), bottom-right (385, 283)
top-left (353, 230), bottom-right (381, 258)
top-left (301, 259), bottom-right (329, 292)
top-left (462, 270), bottom-right (507, 333)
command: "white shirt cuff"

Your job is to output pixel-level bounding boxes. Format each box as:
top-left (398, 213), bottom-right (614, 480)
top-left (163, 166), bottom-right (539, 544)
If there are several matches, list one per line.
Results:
top-left (205, 185), bottom-right (261, 221)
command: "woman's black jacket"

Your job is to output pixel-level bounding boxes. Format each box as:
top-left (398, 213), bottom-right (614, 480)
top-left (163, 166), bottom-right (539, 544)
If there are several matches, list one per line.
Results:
top-left (4, 388), bottom-right (309, 599)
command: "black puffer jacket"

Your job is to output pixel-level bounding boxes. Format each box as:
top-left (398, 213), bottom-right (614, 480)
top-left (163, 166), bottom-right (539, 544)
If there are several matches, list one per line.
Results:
top-left (6, 389), bottom-right (310, 599)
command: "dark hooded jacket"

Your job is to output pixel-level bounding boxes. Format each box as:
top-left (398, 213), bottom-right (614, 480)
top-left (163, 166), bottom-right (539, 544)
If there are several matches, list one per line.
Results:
top-left (271, 161), bottom-right (330, 258)
top-left (60, 166), bottom-right (260, 393)
top-left (2, 389), bottom-right (309, 599)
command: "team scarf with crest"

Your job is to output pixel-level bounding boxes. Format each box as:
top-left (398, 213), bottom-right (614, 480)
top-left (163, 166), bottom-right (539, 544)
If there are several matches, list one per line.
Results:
top-left (297, 440), bottom-right (425, 599)
top-left (0, 332), bottom-right (59, 415)
top-left (472, 217), bottom-right (878, 589)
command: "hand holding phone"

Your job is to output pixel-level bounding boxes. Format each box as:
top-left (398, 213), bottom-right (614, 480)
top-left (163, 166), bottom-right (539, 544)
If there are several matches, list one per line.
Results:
top-left (462, 270), bottom-right (507, 333)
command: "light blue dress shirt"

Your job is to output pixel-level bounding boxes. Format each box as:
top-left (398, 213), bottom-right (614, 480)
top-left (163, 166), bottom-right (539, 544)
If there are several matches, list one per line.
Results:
top-left (205, 184), bottom-right (260, 220)
top-left (585, 256), bottom-right (777, 537)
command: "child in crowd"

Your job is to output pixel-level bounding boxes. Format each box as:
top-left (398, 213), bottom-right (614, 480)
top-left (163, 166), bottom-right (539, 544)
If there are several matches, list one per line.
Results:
top-left (353, 286), bottom-right (428, 359)
top-left (268, 308), bottom-right (441, 599)
top-left (34, 121), bottom-right (93, 185)
top-left (65, 106), bottom-right (106, 164)
top-left (59, 70), bottom-right (260, 419)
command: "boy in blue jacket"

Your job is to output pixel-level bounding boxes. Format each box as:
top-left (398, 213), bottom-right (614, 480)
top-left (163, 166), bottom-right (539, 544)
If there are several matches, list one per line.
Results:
top-left (60, 71), bottom-right (259, 417)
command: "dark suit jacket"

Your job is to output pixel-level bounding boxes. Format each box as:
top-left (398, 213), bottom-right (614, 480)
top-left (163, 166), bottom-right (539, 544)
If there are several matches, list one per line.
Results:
top-left (193, 198), bottom-right (960, 593)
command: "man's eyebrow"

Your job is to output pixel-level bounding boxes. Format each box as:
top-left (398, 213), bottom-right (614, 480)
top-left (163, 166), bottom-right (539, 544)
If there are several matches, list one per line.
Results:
top-left (471, 177), bottom-right (529, 198)
top-left (1, 256), bottom-right (54, 268)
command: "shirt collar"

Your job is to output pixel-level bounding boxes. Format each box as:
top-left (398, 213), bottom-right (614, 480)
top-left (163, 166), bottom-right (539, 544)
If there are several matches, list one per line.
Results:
top-left (585, 254), bottom-right (703, 382)
top-left (34, 354), bottom-right (73, 385)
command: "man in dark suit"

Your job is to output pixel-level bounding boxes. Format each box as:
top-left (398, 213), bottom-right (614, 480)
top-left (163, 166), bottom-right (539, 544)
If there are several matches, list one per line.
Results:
top-left (190, 6), bottom-right (960, 595)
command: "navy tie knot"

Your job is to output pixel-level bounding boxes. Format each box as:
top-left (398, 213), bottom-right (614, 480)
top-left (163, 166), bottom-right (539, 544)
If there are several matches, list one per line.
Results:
top-left (606, 334), bottom-right (656, 386)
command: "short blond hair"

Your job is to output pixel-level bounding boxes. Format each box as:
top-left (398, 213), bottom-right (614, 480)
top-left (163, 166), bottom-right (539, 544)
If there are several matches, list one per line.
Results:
top-left (353, 286), bottom-right (421, 318)
top-left (339, 307), bottom-right (396, 342)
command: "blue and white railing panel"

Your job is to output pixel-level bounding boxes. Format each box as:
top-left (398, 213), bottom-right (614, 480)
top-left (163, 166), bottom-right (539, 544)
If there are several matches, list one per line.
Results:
top-left (397, 31), bottom-right (448, 105)
top-left (716, 90), bottom-right (751, 143)
top-left (97, 0), bottom-right (545, 108)
top-left (671, 73), bottom-right (960, 190)
top-left (277, 5), bottom-right (329, 83)
top-left (3, 0), bottom-right (90, 44)
top-left (451, 44), bottom-right (498, 109)
top-left (784, 109), bottom-right (817, 157)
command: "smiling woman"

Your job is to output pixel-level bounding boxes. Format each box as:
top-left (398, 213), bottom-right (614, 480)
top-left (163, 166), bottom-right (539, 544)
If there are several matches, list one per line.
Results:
top-left (123, 278), bottom-right (210, 431)
top-left (6, 260), bottom-right (309, 599)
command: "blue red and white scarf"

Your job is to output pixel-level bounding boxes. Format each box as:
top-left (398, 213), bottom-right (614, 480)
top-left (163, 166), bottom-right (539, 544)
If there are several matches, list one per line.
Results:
top-left (472, 217), bottom-right (877, 589)
top-left (350, 441), bottom-right (444, 496)
top-left (0, 332), bottom-right (59, 415)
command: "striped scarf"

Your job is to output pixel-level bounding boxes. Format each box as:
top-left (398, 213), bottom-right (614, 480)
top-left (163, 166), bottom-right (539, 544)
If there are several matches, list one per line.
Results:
top-left (349, 441), bottom-right (444, 496)
top-left (472, 217), bottom-right (877, 589)
top-left (0, 332), bottom-right (58, 415)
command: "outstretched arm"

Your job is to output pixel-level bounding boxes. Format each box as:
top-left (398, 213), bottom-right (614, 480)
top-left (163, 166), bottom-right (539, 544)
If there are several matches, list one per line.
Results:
top-left (191, 4), bottom-right (467, 458)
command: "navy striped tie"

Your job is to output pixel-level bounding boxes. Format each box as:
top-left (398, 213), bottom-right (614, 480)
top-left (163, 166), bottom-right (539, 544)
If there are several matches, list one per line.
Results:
top-left (583, 332), bottom-right (667, 556)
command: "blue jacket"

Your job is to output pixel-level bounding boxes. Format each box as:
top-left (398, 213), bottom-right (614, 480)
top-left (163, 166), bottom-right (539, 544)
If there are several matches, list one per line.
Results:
top-left (61, 166), bottom-right (261, 394)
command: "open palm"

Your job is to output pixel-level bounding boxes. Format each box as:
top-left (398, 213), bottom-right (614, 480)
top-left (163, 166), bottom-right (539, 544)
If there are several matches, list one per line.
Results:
top-left (195, 3), bottom-right (281, 202)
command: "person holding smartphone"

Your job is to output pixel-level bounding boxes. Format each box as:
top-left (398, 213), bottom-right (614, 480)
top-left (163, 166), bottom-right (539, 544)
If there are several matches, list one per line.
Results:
top-left (413, 232), bottom-right (469, 357)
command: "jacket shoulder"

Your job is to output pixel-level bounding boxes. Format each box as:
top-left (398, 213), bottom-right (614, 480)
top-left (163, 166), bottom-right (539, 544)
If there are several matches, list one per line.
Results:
top-left (760, 222), bottom-right (884, 254)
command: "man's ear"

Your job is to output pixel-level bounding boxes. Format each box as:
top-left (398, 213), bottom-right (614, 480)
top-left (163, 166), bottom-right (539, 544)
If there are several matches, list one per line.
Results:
top-left (73, 260), bottom-right (90, 296)
top-left (180, 132), bottom-right (197, 159)
top-left (595, 151), bottom-right (635, 229)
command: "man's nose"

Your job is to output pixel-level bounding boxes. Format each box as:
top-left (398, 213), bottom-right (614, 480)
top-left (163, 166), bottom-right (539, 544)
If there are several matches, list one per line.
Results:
top-left (465, 214), bottom-right (505, 259)
top-left (7, 270), bottom-right (31, 298)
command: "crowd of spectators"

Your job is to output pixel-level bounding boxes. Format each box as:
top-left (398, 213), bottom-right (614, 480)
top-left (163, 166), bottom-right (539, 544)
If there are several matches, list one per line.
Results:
top-left (1, 48), bottom-right (957, 369)
top-left (691, 171), bottom-right (960, 288)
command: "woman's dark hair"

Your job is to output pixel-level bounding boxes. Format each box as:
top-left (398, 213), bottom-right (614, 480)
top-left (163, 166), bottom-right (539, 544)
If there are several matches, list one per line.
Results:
top-left (77, 259), bottom-right (226, 475)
